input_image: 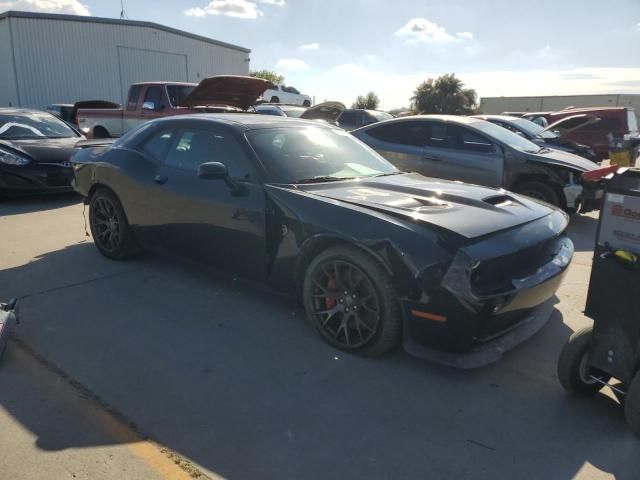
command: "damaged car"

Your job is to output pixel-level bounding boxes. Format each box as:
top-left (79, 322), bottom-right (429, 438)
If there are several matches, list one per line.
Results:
top-left (473, 114), bottom-right (598, 162)
top-left (72, 115), bottom-right (573, 367)
top-left (352, 115), bottom-right (603, 213)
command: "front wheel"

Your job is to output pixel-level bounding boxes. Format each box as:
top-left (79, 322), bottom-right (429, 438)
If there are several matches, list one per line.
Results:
top-left (558, 327), bottom-right (610, 394)
top-left (270, 96), bottom-right (280, 103)
top-left (89, 188), bottom-right (140, 260)
top-left (303, 246), bottom-right (401, 356)
top-left (515, 181), bottom-right (561, 207)
top-left (302, 100), bottom-right (311, 107)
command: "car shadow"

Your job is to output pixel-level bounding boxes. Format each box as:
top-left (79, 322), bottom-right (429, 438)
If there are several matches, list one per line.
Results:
top-left (1, 242), bottom-right (639, 480)
top-left (567, 213), bottom-right (599, 252)
top-left (0, 192), bottom-right (82, 216)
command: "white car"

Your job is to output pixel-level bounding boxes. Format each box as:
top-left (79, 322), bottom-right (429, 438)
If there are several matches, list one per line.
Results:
top-left (262, 84), bottom-right (312, 107)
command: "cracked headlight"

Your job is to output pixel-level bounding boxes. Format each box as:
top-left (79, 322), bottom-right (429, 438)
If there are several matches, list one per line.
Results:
top-left (0, 148), bottom-right (30, 166)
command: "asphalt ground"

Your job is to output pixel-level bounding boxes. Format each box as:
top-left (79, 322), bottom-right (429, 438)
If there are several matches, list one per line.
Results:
top-left (1, 193), bottom-right (639, 479)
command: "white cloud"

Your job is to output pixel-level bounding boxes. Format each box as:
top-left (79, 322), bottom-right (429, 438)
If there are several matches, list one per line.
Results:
top-left (0, 0), bottom-right (90, 15)
top-left (276, 58), bottom-right (309, 71)
top-left (395, 18), bottom-right (473, 44)
top-left (259, 0), bottom-right (285, 5)
top-left (185, 0), bottom-right (262, 19)
top-left (300, 42), bottom-right (319, 51)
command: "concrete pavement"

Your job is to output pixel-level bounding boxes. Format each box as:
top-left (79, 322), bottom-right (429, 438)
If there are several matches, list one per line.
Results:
top-left (1, 194), bottom-right (639, 479)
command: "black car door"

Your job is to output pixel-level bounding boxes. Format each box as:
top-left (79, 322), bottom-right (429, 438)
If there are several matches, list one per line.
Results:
top-left (146, 125), bottom-right (267, 280)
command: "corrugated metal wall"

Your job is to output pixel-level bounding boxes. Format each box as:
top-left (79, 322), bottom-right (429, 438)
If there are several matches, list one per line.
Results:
top-left (4, 16), bottom-right (249, 108)
top-left (0, 18), bottom-right (19, 107)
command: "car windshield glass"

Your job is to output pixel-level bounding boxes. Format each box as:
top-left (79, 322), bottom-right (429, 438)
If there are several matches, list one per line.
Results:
top-left (280, 107), bottom-right (306, 118)
top-left (247, 126), bottom-right (398, 183)
top-left (509, 118), bottom-right (558, 139)
top-left (166, 85), bottom-right (195, 107)
top-left (471, 120), bottom-right (541, 153)
top-left (0, 111), bottom-right (79, 139)
top-left (371, 111), bottom-right (393, 122)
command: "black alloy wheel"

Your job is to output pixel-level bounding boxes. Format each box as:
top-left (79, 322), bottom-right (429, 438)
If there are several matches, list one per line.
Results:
top-left (89, 189), bottom-right (140, 260)
top-left (303, 246), bottom-right (401, 356)
top-left (515, 181), bottom-right (561, 207)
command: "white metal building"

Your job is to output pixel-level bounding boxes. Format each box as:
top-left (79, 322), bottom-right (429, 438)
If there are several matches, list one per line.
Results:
top-left (0, 10), bottom-right (251, 109)
top-left (480, 94), bottom-right (640, 118)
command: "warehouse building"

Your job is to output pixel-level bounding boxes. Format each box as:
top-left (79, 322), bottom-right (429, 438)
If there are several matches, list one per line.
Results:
top-left (0, 10), bottom-right (251, 109)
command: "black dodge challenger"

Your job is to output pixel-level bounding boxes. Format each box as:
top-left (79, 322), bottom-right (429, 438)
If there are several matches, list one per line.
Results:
top-left (72, 115), bottom-right (574, 366)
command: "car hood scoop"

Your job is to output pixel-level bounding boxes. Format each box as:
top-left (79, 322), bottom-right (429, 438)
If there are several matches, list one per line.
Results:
top-left (298, 173), bottom-right (556, 239)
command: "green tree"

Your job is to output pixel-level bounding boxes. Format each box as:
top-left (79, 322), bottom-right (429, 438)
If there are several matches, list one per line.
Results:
top-left (410, 73), bottom-right (478, 115)
top-left (250, 69), bottom-right (285, 85)
top-left (352, 91), bottom-right (381, 110)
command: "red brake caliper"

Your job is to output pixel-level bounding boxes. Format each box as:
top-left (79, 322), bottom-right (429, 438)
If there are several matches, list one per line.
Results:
top-left (325, 276), bottom-right (337, 309)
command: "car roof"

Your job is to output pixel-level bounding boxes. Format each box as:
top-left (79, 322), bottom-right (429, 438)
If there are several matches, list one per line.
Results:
top-left (152, 113), bottom-right (333, 131)
top-left (131, 81), bottom-right (197, 87)
top-left (474, 114), bottom-right (523, 122)
top-left (0, 107), bottom-right (54, 115)
top-left (368, 114), bottom-right (484, 125)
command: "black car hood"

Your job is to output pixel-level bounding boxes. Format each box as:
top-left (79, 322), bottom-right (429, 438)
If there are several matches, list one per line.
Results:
top-left (295, 173), bottom-right (557, 239)
top-left (0, 137), bottom-right (80, 163)
top-left (522, 147), bottom-right (599, 172)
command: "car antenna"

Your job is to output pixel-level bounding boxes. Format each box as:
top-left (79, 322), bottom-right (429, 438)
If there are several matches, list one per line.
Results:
top-left (120, 0), bottom-right (128, 20)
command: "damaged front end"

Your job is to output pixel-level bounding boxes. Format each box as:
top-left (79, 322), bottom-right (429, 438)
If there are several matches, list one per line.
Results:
top-left (401, 210), bottom-right (572, 367)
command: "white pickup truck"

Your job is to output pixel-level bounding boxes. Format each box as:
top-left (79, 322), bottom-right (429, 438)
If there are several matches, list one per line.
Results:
top-left (262, 84), bottom-right (312, 107)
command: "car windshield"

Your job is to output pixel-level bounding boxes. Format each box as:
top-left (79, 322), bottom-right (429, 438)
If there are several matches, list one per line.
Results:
top-left (471, 120), bottom-right (542, 153)
top-left (508, 118), bottom-right (558, 139)
top-left (0, 111), bottom-right (79, 139)
top-left (247, 126), bottom-right (398, 183)
top-left (371, 111), bottom-right (393, 122)
top-left (166, 85), bottom-right (196, 107)
top-left (279, 107), bottom-right (306, 118)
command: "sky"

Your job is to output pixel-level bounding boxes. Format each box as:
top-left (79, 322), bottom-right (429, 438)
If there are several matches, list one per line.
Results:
top-left (1, 0), bottom-right (640, 109)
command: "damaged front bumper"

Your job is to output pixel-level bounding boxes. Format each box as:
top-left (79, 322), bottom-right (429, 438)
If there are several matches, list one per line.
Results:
top-left (401, 211), bottom-right (573, 367)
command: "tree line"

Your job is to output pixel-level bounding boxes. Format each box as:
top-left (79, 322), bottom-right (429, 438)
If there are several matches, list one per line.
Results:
top-left (250, 70), bottom-right (478, 115)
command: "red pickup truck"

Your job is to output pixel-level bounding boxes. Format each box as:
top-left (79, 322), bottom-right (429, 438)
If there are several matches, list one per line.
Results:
top-left (77, 76), bottom-right (272, 138)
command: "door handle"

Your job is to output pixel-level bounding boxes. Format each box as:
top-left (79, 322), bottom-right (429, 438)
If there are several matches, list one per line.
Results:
top-left (154, 175), bottom-right (168, 185)
top-left (426, 155), bottom-right (442, 161)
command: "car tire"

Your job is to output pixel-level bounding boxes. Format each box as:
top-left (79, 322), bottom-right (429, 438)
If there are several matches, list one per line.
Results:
top-left (92, 126), bottom-right (110, 139)
top-left (625, 372), bottom-right (640, 436)
top-left (302, 100), bottom-right (311, 107)
top-left (558, 327), bottom-right (610, 394)
top-left (89, 188), bottom-right (140, 260)
top-left (270, 96), bottom-right (280, 103)
top-left (515, 181), bottom-right (561, 207)
top-left (303, 245), bottom-right (401, 357)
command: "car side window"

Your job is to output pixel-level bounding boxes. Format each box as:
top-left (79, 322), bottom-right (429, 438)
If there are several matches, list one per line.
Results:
top-left (127, 85), bottom-right (142, 111)
top-left (339, 111), bottom-right (356, 125)
top-left (446, 125), bottom-right (495, 153)
top-left (367, 121), bottom-right (430, 147)
top-left (143, 87), bottom-right (163, 110)
top-left (164, 128), bottom-right (253, 179)
top-left (140, 129), bottom-right (174, 160)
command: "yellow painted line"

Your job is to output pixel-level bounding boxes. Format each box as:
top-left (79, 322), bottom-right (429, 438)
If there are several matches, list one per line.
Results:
top-left (12, 341), bottom-right (217, 480)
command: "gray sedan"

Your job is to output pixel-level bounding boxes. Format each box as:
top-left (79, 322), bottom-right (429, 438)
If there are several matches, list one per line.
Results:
top-left (352, 115), bottom-right (602, 212)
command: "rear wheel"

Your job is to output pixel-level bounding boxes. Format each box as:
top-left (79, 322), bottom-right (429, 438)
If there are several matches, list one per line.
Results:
top-left (558, 327), bottom-right (611, 394)
top-left (270, 96), bottom-right (280, 103)
top-left (92, 126), bottom-right (110, 139)
top-left (303, 246), bottom-right (401, 356)
top-left (89, 188), bottom-right (140, 260)
top-left (515, 180), bottom-right (561, 207)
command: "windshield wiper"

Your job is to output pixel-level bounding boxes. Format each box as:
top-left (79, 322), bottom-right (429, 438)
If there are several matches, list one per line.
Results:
top-left (295, 175), bottom-right (354, 184)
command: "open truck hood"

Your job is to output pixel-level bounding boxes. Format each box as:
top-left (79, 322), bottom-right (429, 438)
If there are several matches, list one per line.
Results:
top-left (179, 76), bottom-right (273, 110)
top-left (296, 173), bottom-right (557, 239)
top-left (300, 101), bottom-right (346, 122)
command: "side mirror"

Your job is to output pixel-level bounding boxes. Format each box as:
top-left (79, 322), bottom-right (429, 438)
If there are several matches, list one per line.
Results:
top-left (198, 162), bottom-right (228, 180)
top-left (142, 101), bottom-right (156, 111)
